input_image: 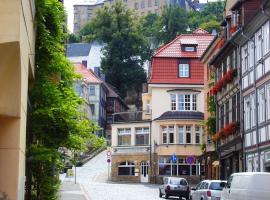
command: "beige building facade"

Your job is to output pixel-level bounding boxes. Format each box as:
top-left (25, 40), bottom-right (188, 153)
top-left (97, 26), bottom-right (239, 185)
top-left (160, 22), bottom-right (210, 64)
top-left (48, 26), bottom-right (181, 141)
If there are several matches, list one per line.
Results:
top-left (111, 121), bottom-right (151, 182)
top-left (0, 0), bottom-right (35, 199)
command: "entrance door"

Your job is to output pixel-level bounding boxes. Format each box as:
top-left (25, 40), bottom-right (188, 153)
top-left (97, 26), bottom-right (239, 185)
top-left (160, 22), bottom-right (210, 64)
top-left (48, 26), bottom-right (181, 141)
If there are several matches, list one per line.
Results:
top-left (140, 162), bottom-right (149, 183)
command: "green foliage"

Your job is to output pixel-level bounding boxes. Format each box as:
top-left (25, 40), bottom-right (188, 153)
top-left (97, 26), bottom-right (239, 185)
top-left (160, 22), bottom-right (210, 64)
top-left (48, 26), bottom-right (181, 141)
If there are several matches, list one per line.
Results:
top-left (157, 5), bottom-right (188, 44)
top-left (80, 1), bottom-right (150, 97)
top-left (205, 116), bottom-right (216, 135)
top-left (26, 0), bottom-right (99, 199)
top-left (68, 33), bottom-right (80, 43)
top-left (188, 1), bottom-right (224, 33)
top-left (208, 95), bottom-right (216, 114)
top-left (140, 6), bottom-right (188, 46)
top-left (140, 1), bottom-right (224, 49)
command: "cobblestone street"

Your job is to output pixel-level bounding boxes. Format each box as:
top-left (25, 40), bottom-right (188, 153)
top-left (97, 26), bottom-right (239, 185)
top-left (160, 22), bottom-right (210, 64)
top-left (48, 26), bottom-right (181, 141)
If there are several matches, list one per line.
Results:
top-left (75, 151), bottom-right (181, 200)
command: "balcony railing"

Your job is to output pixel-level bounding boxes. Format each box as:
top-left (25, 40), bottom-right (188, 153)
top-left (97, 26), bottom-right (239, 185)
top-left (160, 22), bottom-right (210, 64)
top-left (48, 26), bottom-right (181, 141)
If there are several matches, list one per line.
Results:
top-left (112, 111), bottom-right (144, 123)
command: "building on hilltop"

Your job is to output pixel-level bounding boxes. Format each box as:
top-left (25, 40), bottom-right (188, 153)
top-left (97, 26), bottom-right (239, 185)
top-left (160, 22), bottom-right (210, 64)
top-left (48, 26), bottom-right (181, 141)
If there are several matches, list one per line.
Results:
top-left (74, 0), bottom-right (197, 34)
top-left (0, 0), bottom-right (36, 199)
top-left (73, 0), bottom-right (104, 34)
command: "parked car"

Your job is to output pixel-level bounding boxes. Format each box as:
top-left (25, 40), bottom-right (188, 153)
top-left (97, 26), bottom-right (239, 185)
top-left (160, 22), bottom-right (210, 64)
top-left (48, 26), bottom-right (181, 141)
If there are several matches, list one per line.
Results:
top-left (191, 180), bottom-right (226, 200)
top-left (220, 172), bottom-right (270, 200)
top-left (159, 177), bottom-right (190, 199)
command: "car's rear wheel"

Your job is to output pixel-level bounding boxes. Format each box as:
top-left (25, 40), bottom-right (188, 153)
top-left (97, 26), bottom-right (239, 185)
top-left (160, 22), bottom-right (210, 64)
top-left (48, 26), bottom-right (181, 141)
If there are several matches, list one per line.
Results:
top-left (159, 189), bottom-right (162, 198)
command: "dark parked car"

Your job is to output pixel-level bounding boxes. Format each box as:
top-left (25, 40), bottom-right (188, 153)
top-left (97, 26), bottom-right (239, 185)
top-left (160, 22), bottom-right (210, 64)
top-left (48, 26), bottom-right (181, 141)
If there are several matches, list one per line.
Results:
top-left (159, 177), bottom-right (190, 199)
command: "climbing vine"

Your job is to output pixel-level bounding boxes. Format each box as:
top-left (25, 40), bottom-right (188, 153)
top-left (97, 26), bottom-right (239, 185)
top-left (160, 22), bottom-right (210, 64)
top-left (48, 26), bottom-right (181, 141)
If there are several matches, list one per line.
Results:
top-left (25, 0), bottom-right (101, 199)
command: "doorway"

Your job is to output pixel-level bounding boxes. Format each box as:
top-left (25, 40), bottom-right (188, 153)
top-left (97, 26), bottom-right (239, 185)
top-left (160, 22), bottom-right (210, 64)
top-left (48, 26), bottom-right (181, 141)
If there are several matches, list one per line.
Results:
top-left (140, 161), bottom-right (149, 183)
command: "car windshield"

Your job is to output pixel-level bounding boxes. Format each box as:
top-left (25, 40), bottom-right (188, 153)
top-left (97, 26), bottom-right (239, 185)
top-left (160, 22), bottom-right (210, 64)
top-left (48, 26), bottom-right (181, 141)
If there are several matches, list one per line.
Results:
top-left (209, 182), bottom-right (224, 190)
top-left (170, 178), bottom-right (181, 185)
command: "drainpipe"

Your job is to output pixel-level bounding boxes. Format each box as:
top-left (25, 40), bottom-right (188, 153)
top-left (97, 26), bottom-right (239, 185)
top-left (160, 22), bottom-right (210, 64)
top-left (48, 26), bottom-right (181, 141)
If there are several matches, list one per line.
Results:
top-left (149, 118), bottom-right (152, 183)
top-left (240, 30), bottom-right (260, 172)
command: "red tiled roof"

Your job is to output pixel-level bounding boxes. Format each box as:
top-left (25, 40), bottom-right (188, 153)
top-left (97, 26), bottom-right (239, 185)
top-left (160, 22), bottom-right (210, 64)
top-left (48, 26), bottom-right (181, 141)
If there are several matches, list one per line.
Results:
top-left (149, 29), bottom-right (214, 84)
top-left (74, 63), bottom-right (103, 83)
top-left (153, 28), bottom-right (214, 58)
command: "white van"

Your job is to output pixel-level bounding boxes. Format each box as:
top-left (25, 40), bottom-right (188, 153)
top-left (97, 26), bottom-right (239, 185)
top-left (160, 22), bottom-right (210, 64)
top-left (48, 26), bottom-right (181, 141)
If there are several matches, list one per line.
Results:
top-left (221, 172), bottom-right (270, 200)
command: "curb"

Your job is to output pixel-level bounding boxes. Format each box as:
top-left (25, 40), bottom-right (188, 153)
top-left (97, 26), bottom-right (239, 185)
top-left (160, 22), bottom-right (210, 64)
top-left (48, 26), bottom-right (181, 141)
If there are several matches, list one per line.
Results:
top-left (79, 183), bottom-right (91, 200)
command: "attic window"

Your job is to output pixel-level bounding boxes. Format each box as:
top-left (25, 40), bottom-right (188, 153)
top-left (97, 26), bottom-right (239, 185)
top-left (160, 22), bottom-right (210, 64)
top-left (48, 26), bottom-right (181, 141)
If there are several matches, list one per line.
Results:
top-left (184, 46), bottom-right (196, 52)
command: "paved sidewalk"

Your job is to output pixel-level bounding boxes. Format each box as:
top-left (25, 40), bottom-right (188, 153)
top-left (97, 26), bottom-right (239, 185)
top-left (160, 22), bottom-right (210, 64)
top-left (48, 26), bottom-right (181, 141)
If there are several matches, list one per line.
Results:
top-left (59, 174), bottom-right (90, 200)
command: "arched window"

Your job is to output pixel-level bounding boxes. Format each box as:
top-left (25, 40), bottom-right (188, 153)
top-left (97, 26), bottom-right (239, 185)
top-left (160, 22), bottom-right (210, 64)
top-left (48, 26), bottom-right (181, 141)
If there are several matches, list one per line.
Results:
top-left (118, 161), bottom-right (135, 176)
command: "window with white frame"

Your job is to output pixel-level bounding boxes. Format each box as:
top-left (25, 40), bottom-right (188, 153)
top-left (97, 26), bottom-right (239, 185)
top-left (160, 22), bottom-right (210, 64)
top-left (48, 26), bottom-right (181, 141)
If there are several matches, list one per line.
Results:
top-left (179, 64), bottom-right (190, 77)
top-left (245, 132), bottom-right (251, 147)
top-left (255, 29), bottom-right (263, 62)
top-left (249, 40), bottom-right (255, 69)
top-left (244, 97), bottom-right (250, 130)
top-left (263, 21), bottom-right (270, 55)
top-left (258, 88), bottom-right (265, 124)
top-left (135, 127), bottom-right (149, 145)
top-left (256, 63), bottom-right (263, 80)
top-left (89, 85), bottom-right (95, 96)
top-left (118, 128), bottom-right (131, 146)
top-left (146, 100), bottom-right (150, 113)
top-left (267, 84), bottom-right (270, 120)
top-left (178, 126), bottom-right (184, 144)
top-left (241, 44), bottom-right (248, 74)
top-left (184, 46), bottom-right (196, 52)
top-left (259, 127), bottom-right (266, 143)
top-left (162, 127), bottom-right (167, 144)
top-left (195, 126), bottom-right (200, 144)
top-left (169, 126), bottom-right (174, 144)
top-left (186, 126), bottom-right (191, 144)
top-left (171, 94), bottom-right (176, 110)
top-left (192, 95), bottom-right (197, 110)
top-left (170, 94), bottom-right (197, 111)
top-left (118, 161), bottom-right (135, 176)
top-left (250, 93), bottom-right (256, 128)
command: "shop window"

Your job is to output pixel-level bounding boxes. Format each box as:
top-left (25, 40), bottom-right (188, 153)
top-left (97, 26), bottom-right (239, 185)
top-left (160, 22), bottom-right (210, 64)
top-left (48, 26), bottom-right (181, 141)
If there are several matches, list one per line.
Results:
top-left (118, 161), bottom-right (135, 176)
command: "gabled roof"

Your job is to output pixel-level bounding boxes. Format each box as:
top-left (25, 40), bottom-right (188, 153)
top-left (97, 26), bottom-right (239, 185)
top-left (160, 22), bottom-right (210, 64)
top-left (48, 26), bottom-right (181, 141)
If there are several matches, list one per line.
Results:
top-left (153, 28), bottom-right (214, 58)
top-left (74, 63), bottom-right (103, 84)
top-left (66, 43), bottom-right (91, 57)
top-left (149, 28), bottom-right (214, 84)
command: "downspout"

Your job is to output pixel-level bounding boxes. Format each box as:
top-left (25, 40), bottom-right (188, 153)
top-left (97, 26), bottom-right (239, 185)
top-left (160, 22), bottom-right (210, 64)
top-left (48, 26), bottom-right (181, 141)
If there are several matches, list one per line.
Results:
top-left (149, 118), bottom-right (152, 183)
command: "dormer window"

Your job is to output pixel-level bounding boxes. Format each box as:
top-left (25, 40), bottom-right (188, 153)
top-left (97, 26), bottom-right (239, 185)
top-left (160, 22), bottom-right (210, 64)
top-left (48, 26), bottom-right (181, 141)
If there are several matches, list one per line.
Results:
top-left (184, 46), bottom-right (196, 52)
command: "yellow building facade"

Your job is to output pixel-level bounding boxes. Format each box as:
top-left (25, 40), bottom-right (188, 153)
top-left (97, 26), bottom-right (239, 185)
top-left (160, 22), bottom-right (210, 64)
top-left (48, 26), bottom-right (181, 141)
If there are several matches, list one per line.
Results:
top-left (0, 0), bottom-right (35, 199)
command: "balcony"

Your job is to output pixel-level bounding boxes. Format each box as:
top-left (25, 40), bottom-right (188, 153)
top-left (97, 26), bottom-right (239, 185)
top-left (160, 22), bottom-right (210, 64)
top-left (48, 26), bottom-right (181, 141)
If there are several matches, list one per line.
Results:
top-left (112, 146), bottom-right (150, 155)
top-left (112, 111), bottom-right (147, 123)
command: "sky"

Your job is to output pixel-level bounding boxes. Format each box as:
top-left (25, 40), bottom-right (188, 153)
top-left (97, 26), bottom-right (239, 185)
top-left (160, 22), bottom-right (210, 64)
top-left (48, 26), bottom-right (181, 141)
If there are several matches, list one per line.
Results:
top-left (64, 0), bottom-right (210, 33)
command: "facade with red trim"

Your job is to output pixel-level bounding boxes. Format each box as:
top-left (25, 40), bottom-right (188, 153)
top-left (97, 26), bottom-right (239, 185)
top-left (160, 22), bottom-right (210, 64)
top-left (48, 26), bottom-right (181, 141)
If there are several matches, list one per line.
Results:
top-left (143, 29), bottom-right (214, 183)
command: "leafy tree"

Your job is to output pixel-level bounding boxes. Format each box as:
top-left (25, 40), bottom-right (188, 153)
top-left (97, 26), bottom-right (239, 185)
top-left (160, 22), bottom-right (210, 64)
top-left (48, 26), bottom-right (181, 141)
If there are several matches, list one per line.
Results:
top-left (158, 5), bottom-right (188, 44)
top-left (25, 0), bottom-right (102, 199)
top-left (68, 33), bottom-right (80, 43)
top-left (188, 1), bottom-right (224, 33)
top-left (80, 1), bottom-right (150, 98)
